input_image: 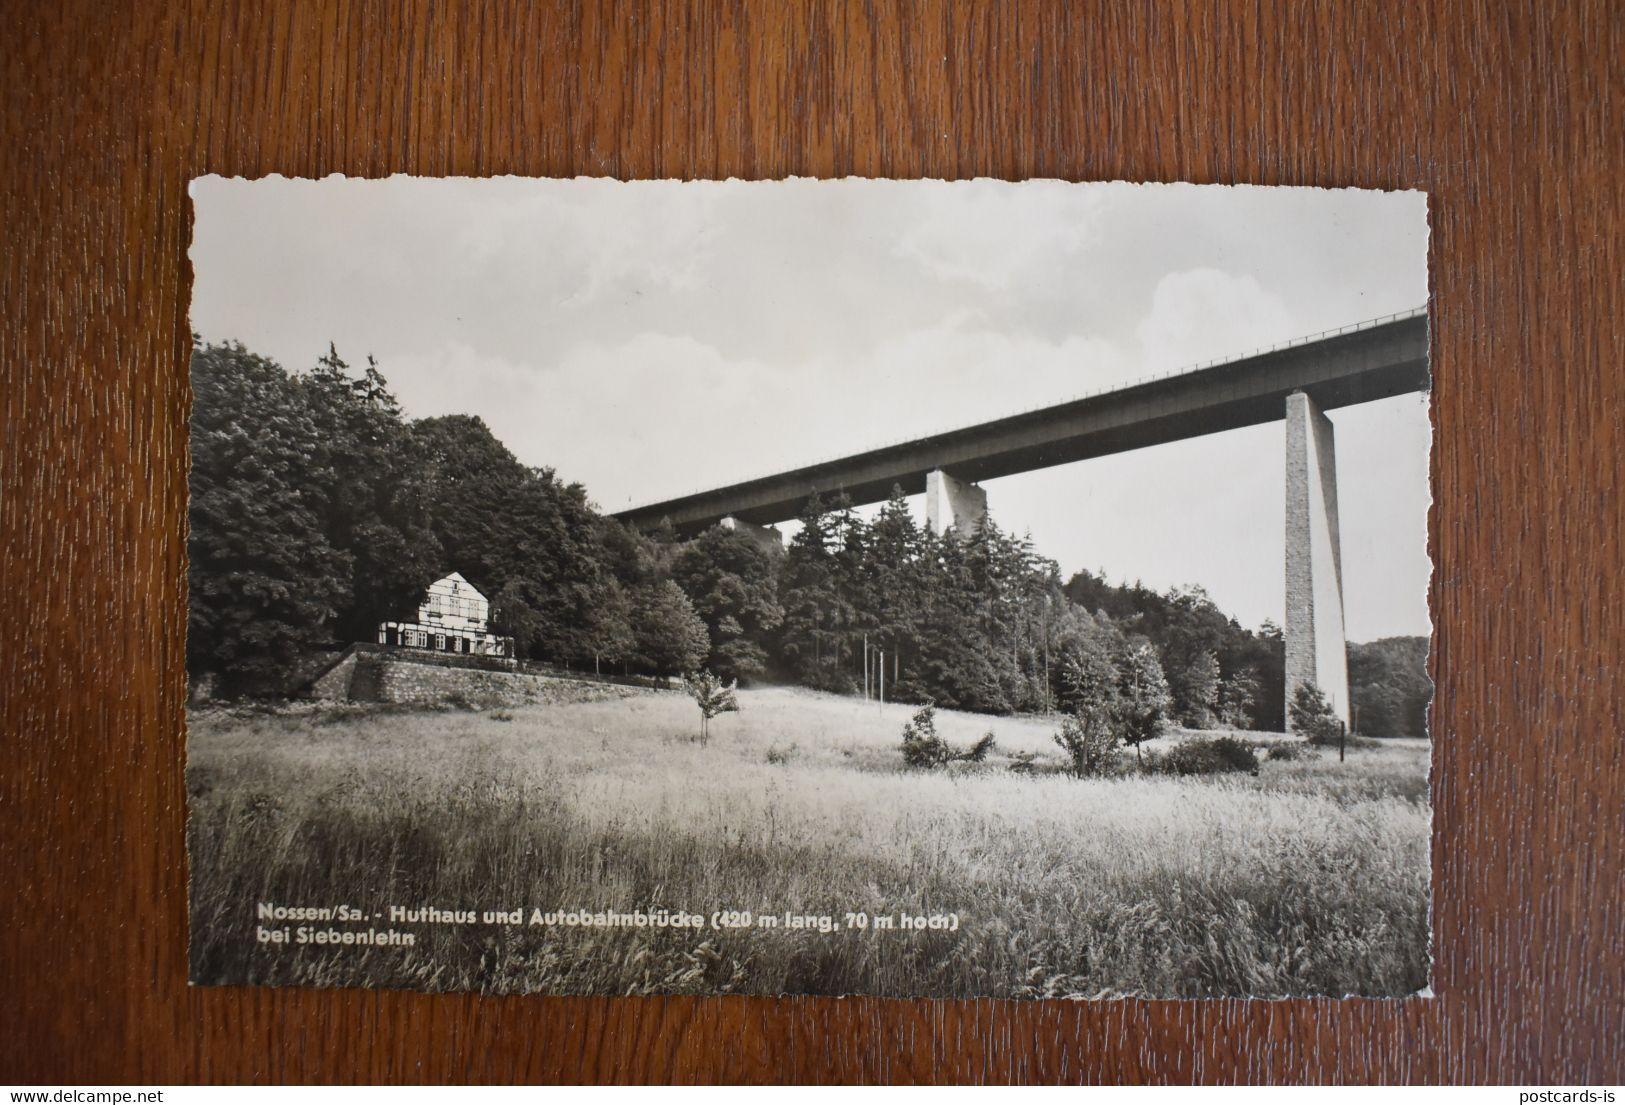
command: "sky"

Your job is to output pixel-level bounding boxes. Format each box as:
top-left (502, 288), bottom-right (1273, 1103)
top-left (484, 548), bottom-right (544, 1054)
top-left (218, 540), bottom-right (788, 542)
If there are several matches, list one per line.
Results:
top-left (189, 176), bottom-right (1432, 641)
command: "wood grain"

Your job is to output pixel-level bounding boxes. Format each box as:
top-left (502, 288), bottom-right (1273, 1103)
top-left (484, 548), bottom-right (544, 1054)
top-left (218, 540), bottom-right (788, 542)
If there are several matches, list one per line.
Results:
top-left (2, 0), bottom-right (1620, 1085)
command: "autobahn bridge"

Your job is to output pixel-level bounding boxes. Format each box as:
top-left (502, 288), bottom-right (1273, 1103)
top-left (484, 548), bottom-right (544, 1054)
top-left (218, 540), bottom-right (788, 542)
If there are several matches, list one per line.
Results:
top-left (613, 308), bottom-right (1430, 725)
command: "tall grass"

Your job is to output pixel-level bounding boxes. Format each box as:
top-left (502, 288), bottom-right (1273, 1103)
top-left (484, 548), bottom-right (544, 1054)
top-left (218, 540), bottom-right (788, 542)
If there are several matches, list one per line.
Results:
top-left (187, 688), bottom-right (1430, 998)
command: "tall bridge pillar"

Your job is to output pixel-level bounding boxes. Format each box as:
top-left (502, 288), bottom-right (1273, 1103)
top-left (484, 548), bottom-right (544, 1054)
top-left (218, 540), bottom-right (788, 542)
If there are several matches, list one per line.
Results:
top-left (925, 468), bottom-right (988, 538)
top-left (720, 515), bottom-right (785, 554)
top-left (1284, 391), bottom-right (1350, 726)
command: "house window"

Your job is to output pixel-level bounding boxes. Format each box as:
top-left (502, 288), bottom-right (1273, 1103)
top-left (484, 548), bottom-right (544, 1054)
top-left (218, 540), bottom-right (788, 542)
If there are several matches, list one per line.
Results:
top-left (435, 634), bottom-right (446, 651)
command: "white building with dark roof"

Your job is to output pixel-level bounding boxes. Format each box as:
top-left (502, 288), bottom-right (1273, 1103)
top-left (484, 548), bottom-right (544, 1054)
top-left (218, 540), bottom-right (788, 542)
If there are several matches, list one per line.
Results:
top-left (378, 572), bottom-right (513, 657)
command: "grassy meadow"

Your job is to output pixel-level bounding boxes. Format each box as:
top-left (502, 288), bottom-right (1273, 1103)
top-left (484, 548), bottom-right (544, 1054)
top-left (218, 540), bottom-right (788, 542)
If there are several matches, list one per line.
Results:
top-left (187, 685), bottom-right (1431, 998)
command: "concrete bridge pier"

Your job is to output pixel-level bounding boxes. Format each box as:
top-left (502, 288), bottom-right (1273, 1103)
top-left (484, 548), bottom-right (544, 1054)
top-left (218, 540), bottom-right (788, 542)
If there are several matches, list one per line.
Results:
top-left (719, 515), bottom-right (785, 554)
top-left (1284, 390), bottom-right (1350, 726)
top-left (925, 468), bottom-right (988, 538)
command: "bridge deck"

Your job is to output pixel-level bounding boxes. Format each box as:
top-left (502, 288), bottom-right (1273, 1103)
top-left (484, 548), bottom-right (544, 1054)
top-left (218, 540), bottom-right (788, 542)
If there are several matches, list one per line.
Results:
top-left (613, 309), bottom-right (1429, 534)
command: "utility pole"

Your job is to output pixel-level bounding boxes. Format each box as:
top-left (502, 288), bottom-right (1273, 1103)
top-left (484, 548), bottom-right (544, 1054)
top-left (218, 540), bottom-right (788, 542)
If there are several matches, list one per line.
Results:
top-left (863, 633), bottom-right (870, 700)
top-left (1042, 595), bottom-right (1051, 712)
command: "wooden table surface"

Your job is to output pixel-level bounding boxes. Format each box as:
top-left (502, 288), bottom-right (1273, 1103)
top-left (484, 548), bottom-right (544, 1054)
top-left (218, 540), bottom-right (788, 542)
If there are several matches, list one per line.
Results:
top-left (3, 0), bottom-right (1620, 1085)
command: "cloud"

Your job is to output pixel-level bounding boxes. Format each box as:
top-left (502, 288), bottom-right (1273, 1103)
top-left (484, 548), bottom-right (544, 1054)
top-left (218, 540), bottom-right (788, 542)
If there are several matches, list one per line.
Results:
top-left (458, 181), bottom-right (727, 305)
top-left (385, 314), bottom-right (1134, 512)
top-left (1137, 268), bottom-right (1298, 371)
top-left (894, 179), bottom-right (1105, 291)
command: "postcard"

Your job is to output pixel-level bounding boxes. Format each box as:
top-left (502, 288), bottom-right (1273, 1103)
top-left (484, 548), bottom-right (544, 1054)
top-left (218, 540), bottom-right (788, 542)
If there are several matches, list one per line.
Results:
top-left (186, 176), bottom-right (1431, 998)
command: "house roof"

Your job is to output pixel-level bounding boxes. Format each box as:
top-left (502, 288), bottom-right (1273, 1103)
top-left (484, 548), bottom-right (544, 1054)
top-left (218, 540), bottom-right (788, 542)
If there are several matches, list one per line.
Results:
top-left (430, 571), bottom-right (488, 601)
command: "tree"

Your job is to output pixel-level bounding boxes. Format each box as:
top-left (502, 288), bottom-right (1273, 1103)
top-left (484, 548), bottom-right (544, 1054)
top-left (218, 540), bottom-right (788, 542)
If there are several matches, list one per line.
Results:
top-left (595, 517), bottom-right (659, 588)
top-left (1156, 588), bottom-right (1231, 720)
top-left (1064, 571), bottom-right (1286, 730)
top-left (826, 492), bottom-right (874, 669)
top-left (1231, 621), bottom-right (1286, 732)
top-left (1216, 668), bottom-right (1261, 729)
top-left (1348, 636), bottom-right (1431, 737)
top-left (492, 578), bottom-right (546, 658)
top-left (411, 415), bottom-right (606, 662)
top-left (1056, 631), bottom-right (1122, 719)
top-left (909, 522), bottom-right (1012, 713)
top-left (1289, 682), bottom-right (1343, 745)
top-left (1117, 641), bottom-right (1173, 762)
top-left (779, 493), bottom-right (839, 677)
top-left (631, 580), bottom-right (709, 681)
top-left (770, 487), bottom-right (1091, 715)
top-left (1166, 649), bottom-right (1220, 728)
top-left (583, 577), bottom-right (636, 675)
top-left (670, 525), bottom-right (784, 683)
top-left (298, 345), bottom-right (442, 642)
top-left (682, 670), bottom-right (738, 746)
top-left (866, 484), bottom-right (927, 665)
top-left (1053, 708), bottom-right (1119, 777)
top-left (188, 341), bottom-right (352, 693)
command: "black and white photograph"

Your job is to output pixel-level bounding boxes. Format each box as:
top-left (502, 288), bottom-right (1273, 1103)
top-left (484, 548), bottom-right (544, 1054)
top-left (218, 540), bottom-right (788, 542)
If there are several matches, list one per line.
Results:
top-left (185, 176), bottom-right (1432, 999)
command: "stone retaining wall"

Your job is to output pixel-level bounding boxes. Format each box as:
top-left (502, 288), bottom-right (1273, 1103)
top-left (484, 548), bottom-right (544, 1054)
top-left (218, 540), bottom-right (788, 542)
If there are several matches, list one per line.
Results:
top-left (308, 651), bottom-right (360, 701)
top-left (349, 655), bottom-right (652, 708)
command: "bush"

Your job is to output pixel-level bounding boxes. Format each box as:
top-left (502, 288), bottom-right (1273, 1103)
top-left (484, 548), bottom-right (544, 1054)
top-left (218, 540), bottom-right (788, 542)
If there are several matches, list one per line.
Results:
top-left (799, 664), bottom-right (858, 695)
top-left (1052, 708), bottom-right (1119, 777)
top-left (900, 707), bottom-right (996, 769)
top-left (901, 706), bottom-right (951, 767)
top-left (885, 677), bottom-right (934, 706)
top-left (1267, 741), bottom-right (1318, 762)
top-left (1149, 735), bottom-right (1260, 776)
top-left (1289, 682), bottom-right (1345, 746)
top-left (765, 743), bottom-right (798, 766)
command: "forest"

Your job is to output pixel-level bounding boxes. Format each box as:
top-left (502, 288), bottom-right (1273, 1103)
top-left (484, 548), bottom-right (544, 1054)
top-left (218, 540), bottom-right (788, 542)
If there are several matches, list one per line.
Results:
top-left (188, 340), bottom-right (1429, 736)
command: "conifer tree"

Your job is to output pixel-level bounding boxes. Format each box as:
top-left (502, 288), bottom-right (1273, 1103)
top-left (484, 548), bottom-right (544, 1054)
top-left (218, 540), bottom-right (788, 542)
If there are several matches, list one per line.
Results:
top-left (826, 492), bottom-right (872, 672)
top-left (1289, 681), bottom-right (1343, 745)
top-left (632, 580), bottom-right (710, 681)
top-left (298, 344), bottom-right (442, 642)
top-left (780, 493), bottom-right (837, 676)
top-left (866, 485), bottom-right (927, 679)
